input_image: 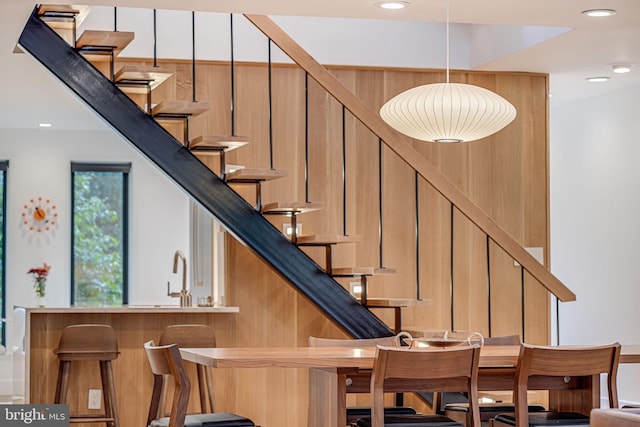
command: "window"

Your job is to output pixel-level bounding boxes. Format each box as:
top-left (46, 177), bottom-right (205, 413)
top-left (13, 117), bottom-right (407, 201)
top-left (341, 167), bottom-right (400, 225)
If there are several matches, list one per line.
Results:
top-left (0, 161), bottom-right (6, 345)
top-left (71, 162), bottom-right (130, 306)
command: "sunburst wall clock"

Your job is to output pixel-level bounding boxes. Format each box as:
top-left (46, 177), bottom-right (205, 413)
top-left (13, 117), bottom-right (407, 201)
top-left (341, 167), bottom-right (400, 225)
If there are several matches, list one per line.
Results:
top-left (21, 197), bottom-right (58, 233)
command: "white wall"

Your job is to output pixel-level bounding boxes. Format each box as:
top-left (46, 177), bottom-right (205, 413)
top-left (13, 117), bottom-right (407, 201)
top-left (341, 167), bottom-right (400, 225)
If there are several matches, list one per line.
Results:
top-left (550, 82), bottom-right (640, 405)
top-left (0, 125), bottom-right (193, 395)
top-left (80, 6), bottom-right (474, 69)
top-left (0, 126), bottom-right (191, 308)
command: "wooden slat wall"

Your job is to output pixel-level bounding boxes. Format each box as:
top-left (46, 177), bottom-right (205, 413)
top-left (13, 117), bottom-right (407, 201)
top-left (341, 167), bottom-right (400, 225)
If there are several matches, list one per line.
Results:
top-left (28, 57), bottom-right (550, 427)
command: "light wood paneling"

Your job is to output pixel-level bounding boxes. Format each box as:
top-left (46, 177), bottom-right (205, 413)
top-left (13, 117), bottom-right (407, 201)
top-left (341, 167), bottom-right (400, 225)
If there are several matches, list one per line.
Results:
top-left (37, 49), bottom-right (553, 426)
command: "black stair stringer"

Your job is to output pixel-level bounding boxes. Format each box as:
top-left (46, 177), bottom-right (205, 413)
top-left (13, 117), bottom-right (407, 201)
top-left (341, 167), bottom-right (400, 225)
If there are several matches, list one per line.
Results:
top-left (18, 7), bottom-right (393, 339)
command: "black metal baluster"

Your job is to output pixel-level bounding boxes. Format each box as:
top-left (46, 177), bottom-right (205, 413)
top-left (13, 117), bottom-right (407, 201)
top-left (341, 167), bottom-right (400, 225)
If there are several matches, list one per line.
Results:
top-left (521, 266), bottom-right (526, 342)
top-left (342, 106), bottom-right (347, 236)
top-left (113, 7), bottom-right (117, 31)
top-left (230, 14), bottom-right (235, 136)
top-left (152, 9), bottom-right (157, 67)
top-left (486, 235), bottom-right (492, 337)
top-left (378, 138), bottom-right (383, 267)
top-left (268, 39), bottom-right (274, 170)
top-left (191, 11), bottom-right (196, 103)
top-left (450, 204), bottom-right (455, 330)
top-left (415, 171), bottom-right (421, 300)
top-left (304, 72), bottom-right (309, 201)
top-left (556, 298), bottom-right (561, 344)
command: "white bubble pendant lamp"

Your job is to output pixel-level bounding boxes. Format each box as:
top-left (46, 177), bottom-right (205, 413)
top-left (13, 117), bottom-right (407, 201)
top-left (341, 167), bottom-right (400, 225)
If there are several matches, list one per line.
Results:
top-left (380, 82), bottom-right (517, 143)
top-left (380, 1), bottom-right (516, 143)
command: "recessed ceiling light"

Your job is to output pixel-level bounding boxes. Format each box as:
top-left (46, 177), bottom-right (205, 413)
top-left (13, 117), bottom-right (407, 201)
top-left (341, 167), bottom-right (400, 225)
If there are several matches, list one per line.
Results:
top-left (376, 1), bottom-right (410, 10)
top-left (612, 64), bottom-right (632, 74)
top-left (586, 77), bottom-right (610, 83)
top-left (38, 123), bottom-right (52, 128)
top-left (581, 9), bottom-right (616, 17)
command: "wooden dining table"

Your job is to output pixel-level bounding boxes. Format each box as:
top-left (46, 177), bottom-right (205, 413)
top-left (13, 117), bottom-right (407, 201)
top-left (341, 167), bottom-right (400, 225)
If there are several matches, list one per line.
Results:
top-left (180, 344), bottom-right (640, 427)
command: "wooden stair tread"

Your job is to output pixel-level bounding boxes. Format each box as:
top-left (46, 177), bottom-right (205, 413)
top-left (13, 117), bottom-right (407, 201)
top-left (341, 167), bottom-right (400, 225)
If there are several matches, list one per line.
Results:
top-left (296, 234), bottom-right (360, 245)
top-left (152, 100), bottom-right (213, 117)
top-left (332, 267), bottom-right (396, 276)
top-left (365, 298), bottom-right (431, 308)
top-left (189, 135), bottom-right (251, 151)
top-left (114, 65), bottom-right (173, 92)
top-left (38, 4), bottom-right (91, 29)
top-left (76, 30), bottom-right (134, 58)
top-left (261, 201), bottom-right (324, 215)
top-left (225, 168), bottom-right (287, 182)
top-left (331, 267), bottom-right (375, 276)
top-left (38, 4), bottom-right (81, 15)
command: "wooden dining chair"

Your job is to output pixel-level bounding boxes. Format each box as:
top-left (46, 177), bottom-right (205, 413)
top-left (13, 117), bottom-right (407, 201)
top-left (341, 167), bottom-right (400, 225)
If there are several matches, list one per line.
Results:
top-left (143, 340), bottom-right (256, 427)
top-left (356, 344), bottom-right (482, 427)
top-left (492, 342), bottom-right (621, 427)
top-left (443, 335), bottom-right (545, 426)
top-left (159, 324), bottom-right (217, 414)
top-left (308, 336), bottom-right (417, 425)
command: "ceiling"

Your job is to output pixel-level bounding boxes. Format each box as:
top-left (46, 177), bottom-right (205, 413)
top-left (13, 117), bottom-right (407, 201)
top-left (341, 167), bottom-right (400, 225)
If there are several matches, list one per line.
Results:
top-left (1, 0), bottom-right (639, 130)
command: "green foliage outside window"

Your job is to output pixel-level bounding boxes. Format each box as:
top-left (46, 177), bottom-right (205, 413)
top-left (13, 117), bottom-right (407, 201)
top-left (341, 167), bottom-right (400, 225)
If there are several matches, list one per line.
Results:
top-left (73, 171), bottom-right (125, 306)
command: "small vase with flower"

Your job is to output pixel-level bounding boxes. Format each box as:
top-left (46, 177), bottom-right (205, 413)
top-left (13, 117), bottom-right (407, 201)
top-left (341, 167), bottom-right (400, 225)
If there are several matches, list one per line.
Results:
top-left (28, 263), bottom-right (51, 307)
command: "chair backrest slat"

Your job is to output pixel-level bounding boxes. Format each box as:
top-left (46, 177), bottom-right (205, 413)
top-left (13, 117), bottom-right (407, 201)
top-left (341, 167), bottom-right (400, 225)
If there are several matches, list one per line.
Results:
top-left (513, 343), bottom-right (621, 427)
top-left (371, 345), bottom-right (481, 427)
top-left (159, 324), bottom-right (216, 348)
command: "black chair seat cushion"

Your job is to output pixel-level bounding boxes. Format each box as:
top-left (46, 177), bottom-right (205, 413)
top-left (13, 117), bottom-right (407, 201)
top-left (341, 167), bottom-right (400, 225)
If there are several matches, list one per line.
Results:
top-left (347, 407), bottom-right (417, 417)
top-left (493, 412), bottom-right (589, 426)
top-left (444, 403), bottom-right (546, 421)
top-left (347, 407), bottom-right (418, 424)
top-left (356, 414), bottom-right (463, 427)
top-left (150, 413), bottom-right (255, 427)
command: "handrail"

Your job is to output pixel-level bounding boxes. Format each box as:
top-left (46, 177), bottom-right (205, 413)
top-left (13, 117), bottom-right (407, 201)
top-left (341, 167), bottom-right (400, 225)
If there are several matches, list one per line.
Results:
top-left (244, 14), bottom-right (575, 302)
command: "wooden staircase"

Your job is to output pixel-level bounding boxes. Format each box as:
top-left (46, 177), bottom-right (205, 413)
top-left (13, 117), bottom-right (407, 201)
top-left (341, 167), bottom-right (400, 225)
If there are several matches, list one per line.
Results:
top-left (19, 6), bottom-right (585, 426)
top-left (33, 4), bottom-right (422, 335)
top-left (23, 5), bottom-right (578, 350)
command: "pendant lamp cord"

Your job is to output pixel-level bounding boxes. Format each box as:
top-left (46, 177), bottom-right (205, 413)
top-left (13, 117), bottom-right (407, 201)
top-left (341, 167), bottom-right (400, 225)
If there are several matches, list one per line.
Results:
top-left (446, 0), bottom-right (450, 83)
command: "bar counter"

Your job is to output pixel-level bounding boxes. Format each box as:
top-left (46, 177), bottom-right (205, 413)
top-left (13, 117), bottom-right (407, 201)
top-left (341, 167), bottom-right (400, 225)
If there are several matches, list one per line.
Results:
top-left (24, 304), bottom-right (239, 427)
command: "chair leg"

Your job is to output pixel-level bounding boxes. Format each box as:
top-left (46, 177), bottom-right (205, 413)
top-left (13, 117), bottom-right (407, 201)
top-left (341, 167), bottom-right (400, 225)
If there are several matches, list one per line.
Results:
top-left (54, 361), bottom-right (70, 404)
top-left (100, 360), bottom-right (120, 427)
top-left (196, 365), bottom-right (208, 413)
top-left (201, 365), bottom-right (216, 412)
top-left (157, 374), bottom-right (169, 419)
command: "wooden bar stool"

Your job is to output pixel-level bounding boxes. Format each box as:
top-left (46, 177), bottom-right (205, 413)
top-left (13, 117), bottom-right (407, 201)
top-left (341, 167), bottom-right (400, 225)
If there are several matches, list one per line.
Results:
top-left (159, 324), bottom-right (217, 414)
top-left (54, 324), bottom-right (120, 427)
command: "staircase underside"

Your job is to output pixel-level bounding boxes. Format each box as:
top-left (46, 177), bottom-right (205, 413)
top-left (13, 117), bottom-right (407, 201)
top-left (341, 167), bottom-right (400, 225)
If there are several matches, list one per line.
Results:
top-left (18, 7), bottom-right (393, 339)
